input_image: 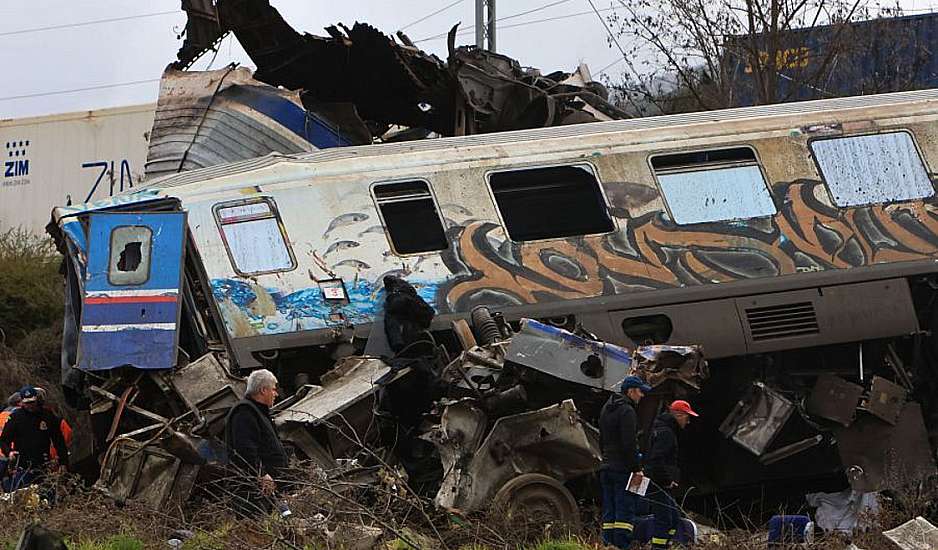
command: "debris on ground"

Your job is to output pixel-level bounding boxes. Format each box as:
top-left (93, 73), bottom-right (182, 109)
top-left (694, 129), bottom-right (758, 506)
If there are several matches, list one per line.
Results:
top-left (882, 516), bottom-right (938, 550)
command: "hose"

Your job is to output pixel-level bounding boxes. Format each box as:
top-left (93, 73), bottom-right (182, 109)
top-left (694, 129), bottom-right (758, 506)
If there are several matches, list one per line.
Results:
top-left (470, 306), bottom-right (502, 345)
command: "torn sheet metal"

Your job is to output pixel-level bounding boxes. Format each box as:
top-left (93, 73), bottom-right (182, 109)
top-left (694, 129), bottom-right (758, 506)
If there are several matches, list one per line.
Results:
top-left (864, 375), bottom-right (907, 425)
top-left (806, 374), bottom-right (864, 427)
top-left (273, 356), bottom-right (394, 427)
top-left (428, 399), bottom-right (600, 513)
top-left (883, 516), bottom-right (938, 550)
top-left (835, 402), bottom-right (935, 492)
top-left (504, 319), bottom-right (633, 391)
top-left (630, 345), bottom-right (708, 390)
top-left (719, 383), bottom-right (794, 455)
top-left (97, 438), bottom-right (200, 508)
top-left (144, 66), bottom-right (352, 179)
top-left (166, 353), bottom-right (245, 435)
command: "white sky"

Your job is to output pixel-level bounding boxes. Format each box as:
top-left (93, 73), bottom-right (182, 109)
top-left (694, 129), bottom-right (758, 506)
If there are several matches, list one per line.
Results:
top-left (2, 0), bottom-right (937, 119)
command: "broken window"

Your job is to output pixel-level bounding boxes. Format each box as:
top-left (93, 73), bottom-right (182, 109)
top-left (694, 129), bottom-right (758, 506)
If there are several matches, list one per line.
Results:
top-left (488, 165), bottom-right (613, 241)
top-left (372, 180), bottom-right (448, 254)
top-left (810, 132), bottom-right (934, 207)
top-left (215, 198), bottom-right (295, 275)
top-left (652, 147), bottom-right (776, 225)
top-left (108, 226), bottom-right (152, 286)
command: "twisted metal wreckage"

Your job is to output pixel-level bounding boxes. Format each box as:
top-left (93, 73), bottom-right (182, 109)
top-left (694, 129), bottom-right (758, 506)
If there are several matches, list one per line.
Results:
top-left (45, 0), bottom-right (938, 534)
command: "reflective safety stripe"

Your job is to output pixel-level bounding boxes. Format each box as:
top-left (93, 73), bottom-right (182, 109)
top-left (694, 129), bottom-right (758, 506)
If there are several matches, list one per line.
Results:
top-left (601, 523), bottom-right (616, 530)
top-left (613, 522), bottom-right (634, 530)
top-left (651, 537), bottom-right (670, 544)
top-left (668, 529), bottom-right (676, 534)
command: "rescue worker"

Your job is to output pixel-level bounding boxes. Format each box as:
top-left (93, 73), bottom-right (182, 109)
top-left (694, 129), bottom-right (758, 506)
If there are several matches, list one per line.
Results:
top-left (645, 399), bottom-right (699, 549)
top-left (224, 369), bottom-right (289, 517)
top-left (598, 375), bottom-right (652, 548)
top-left (0, 386), bottom-right (69, 492)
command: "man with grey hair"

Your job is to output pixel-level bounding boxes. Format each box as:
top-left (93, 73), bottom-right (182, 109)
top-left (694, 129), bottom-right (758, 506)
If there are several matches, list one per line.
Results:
top-left (224, 369), bottom-right (289, 517)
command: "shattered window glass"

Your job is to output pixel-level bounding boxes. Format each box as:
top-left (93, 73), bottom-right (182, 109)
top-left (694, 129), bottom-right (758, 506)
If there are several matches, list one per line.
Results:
top-left (215, 198), bottom-right (295, 275)
top-left (811, 132), bottom-right (935, 207)
top-left (653, 147), bottom-right (776, 225)
top-left (373, 180), bottom-right (448, 254)
top-left (488, 165), bottom-right (614, 241)
top-left (108, 226), bottom-right (152, 286)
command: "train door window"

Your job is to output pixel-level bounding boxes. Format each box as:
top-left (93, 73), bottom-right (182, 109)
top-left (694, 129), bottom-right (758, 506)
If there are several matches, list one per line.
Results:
top-left (372, 180), bottom-right (448, 254)
top-left (214, 198), bottom-right (296, 275)
top-left (651, 147), bottom-right (776, 225)
top-left (488, 165), bottom-right (614, 241)
top-left (108, 226), bottom-right (152, 286)
top-left (810, 132), bottom-right (934, 207)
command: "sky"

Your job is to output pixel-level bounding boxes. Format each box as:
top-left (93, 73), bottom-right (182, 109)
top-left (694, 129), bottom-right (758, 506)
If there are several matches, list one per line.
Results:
top-left (2, 0), bottom-right (938, 119)
top-left (0, 0), bottom-right (634, 119)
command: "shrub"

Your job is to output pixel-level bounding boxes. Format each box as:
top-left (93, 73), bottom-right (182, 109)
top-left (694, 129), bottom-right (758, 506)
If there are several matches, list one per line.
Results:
top-left (0, 227), bottom-right (62, 349)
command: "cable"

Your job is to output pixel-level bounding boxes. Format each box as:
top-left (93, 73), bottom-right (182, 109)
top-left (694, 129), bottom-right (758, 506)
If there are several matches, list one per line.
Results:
top-left (399, 0), bottom-right (466, 31)
top-left (0, 79), bottom-right (161, 102)
top-left (585, 0), bottom-right (628, 59)
top-left (414, 4), bottom-right (618, 43)
top-left (595, 57), bottom-right (626, 77)
top-left (0, 10), bottom-right (179, 38)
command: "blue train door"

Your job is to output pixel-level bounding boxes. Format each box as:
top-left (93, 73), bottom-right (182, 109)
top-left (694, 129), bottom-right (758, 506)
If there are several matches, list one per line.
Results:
top-left (78, 212), bottom-right (187, 371)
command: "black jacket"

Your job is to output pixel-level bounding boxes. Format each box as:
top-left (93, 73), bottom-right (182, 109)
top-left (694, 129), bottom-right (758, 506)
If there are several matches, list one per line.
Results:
top-left (0, 407), bottom-right (69, 470)
top-left (224, 399), bottom-right (288, 478)
top-left (645, 412), bottom-right (680, 485)
top-left (599, 394), bottom-right (641, 472)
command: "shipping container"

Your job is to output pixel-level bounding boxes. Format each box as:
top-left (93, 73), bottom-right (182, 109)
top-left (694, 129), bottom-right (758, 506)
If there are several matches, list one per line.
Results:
top-left (0, 104), bottom-right (155, 234)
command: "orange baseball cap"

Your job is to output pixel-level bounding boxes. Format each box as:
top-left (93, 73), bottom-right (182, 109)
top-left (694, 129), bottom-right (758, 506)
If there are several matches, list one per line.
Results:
top-left (670, 400), bottom-right (699, 417)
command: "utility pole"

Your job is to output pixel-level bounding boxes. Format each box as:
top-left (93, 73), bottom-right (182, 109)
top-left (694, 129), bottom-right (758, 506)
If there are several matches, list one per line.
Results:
top-left (475, 0), bottom-right (496, 52)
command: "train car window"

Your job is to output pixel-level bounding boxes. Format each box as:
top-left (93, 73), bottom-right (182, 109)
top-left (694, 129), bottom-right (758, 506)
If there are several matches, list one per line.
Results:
top-left (108, 226), bottom-right (152, 286)
top-left (373, 180), bottom-right (448, 254)
top-left (214, 198), bottom-right (296, 275)
top-left (810, 132), bottom-right (934, 207)
top-left (488, 165), bottom-right (614, 241)
top-left (652, 147), bottom-right (776, 225)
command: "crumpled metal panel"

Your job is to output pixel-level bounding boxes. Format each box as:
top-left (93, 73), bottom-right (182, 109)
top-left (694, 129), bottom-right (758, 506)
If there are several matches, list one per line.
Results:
top-left (273, 356), bottom-right (392, 427)
top-left (630, 345), bottom-right (708, 390)
top-left (429, 399), bottom-right (600, 512)
top-left (505, 319), bottom-right (633, 391)
top-left (98, 439), bottom-right (199, 509)
top-left (168, 353), bottom-right (245, 435)
top-left (883, 516), bottom-right (938, 550)
top-left (719, 382), bottom-right (794, 455)
top-left (806, 374), bottom-right (864, 427)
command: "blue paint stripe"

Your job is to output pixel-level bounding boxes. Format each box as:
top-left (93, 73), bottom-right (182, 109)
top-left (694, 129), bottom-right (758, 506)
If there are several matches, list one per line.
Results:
top-left (82, 301), bottom-right (178, 326)
top-left (227, 86), bottom-right (351, 149)
top-left (525, 319), bottom-right (633, 364)
top-left (79, 329), bottom-right (176, 371)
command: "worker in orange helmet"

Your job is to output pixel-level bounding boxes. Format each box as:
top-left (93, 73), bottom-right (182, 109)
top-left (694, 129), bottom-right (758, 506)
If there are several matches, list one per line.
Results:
top-left (644, 400), bottom-right (699, 550)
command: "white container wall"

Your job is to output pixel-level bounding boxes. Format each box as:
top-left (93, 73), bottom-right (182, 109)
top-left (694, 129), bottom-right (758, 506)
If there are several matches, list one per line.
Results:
top-left (0, 104), bottom-right (155, 234)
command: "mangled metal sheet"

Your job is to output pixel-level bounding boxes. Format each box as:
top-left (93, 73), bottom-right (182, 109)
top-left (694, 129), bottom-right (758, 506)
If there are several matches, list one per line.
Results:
top-left (98, 439), bottom-right (200, 508)
top-left (273, 356), bottom-right (394, 427)
top-left (167, 353), bottom-right (245, 435)
top-left (806, 374), bottom-right (864, 427)
top-left (883, 516), bottom-right (938, 550)
top-left (630, 345), bottom-right (708, 389)
top-left (428, 399), bottom-right (600, 513)
top-left (144, 66), bottom-right (353, 179)
top-left (835, 402), bottom-right (936, 492)
top-left (505, 319), bottom-right (633, 391)
top-left (719, 382), bottom-right (794, 455)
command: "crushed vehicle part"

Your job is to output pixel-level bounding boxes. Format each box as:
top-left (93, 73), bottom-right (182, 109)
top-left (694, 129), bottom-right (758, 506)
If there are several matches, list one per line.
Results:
top-left (882, 516), bottom-right (938, 550)
top-left (504, 319), bottom-right (634, 392)
top-left (427, 399), bottom-right (599, 515)
top-left (806, 374), bottom-right (864, 427)
top-left (629, 344), bottom-right (708, 390)
top-left (835, 402), bottom-right (935, 492)
top-left (805, 489), bottom-right (879, 533)
top-left (144, 66), bottom-right (357, 180)
top-left (175, 0), bottom-right (225, 69)
top-left (97, 438), bottom-right (202, 508)
top-left (719, 382), bottom-right (795, 455)
top-left (164, 353), bottom-right (245, 436)
top-left (864, 375), bottom-right (907, 425)
top-left (759, 434), bottom-right (824, 465)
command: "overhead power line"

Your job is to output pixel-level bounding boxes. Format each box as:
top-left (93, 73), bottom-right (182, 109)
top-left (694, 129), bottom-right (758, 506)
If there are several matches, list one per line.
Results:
top-left (0, 10), bottom-right (179, 38)
top-left (0, 79), bottom-right (161, 102)
top-left (414, 3), bottom-right (617, 43)
top-left (400, 0), bottom-right (466, 31)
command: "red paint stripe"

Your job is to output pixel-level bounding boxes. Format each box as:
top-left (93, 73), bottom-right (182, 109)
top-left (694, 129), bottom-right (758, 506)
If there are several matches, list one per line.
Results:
top-left (84, 295), bottom-right (178, 305)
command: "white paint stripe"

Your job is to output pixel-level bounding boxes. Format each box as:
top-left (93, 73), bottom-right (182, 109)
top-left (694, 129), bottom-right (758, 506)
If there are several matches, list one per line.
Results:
top-left (86, 289), bottom-right (178, 298)
top-left (82, 323), bottom-right (176, 332)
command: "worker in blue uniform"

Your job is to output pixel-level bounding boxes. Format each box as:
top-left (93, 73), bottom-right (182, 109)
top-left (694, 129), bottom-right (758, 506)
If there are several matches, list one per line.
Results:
top-left (598, 375), bottom-right (652, 548)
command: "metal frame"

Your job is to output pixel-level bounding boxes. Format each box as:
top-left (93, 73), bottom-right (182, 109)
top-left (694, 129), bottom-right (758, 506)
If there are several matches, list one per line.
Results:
top-left (369, 177), bottom-right (450, 257)
top-left (106, 224), bottom-right (154, 287)
top-left (212, 196), bottom-right (298, 277)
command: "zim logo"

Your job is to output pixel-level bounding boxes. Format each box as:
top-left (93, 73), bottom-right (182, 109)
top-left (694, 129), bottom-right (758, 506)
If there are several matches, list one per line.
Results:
top-left (4, 140), bottom-right (29, 177)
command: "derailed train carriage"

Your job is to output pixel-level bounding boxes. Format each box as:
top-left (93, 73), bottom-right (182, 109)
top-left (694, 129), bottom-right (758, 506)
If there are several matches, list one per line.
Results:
top-left (49, 88), bottom-right (938, 511)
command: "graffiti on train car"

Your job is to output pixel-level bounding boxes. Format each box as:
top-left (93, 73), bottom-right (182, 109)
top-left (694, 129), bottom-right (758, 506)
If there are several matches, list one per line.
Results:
top-left (207, 179), bottom-right (938, 336)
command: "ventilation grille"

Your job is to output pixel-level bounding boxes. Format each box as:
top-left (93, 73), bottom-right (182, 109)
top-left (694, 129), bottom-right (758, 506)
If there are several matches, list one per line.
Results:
top-left (745, 301), bottom-right (819, 341)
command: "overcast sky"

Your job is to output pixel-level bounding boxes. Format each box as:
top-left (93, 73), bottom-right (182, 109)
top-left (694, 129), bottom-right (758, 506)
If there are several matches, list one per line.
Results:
top-left (2, 0), bottom-right (937, 119)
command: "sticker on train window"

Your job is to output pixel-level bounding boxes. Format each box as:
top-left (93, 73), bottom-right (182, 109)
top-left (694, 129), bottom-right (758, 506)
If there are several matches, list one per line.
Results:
top-left (652, 147), bottom-right (776, 225)
top-left (372, 180), bottom-right (448, 255)
top-left (810, 132), bottom-right (935, 207)
top-left (214, 198), bottom-right (296, 275)
top-left (488, 165), bottom-right (614, 241)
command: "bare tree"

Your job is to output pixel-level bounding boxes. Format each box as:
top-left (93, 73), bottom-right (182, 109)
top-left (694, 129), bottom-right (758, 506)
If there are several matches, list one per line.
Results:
top-left (603, 0), bottom-right (911, 114)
